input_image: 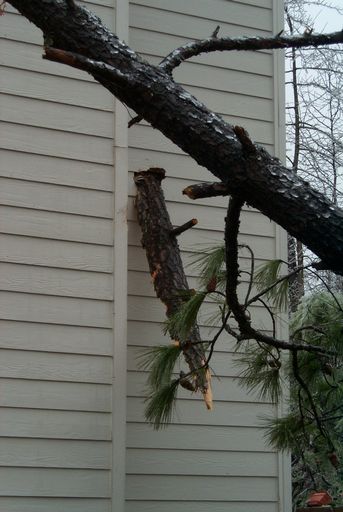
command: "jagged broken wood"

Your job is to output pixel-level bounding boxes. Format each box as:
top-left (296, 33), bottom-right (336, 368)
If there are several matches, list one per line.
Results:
top-left (134, 168), bottom-right (212, 409)
top-left (7, 0), bottom-right (343, 275)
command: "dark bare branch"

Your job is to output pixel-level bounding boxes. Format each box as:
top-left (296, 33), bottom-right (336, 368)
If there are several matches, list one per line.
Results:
top-left (183, 182), bottom-right (230, 199)
top-left (161, 30), bottom-right (343, 74)
top-left (170, 219), bottom-right (198, 237)
top-left (224, 196), bottom-right (337, 357)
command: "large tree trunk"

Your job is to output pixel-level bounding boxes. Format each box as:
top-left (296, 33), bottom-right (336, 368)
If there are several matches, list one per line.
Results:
top-left (6, 0), bottom-right (343, 275)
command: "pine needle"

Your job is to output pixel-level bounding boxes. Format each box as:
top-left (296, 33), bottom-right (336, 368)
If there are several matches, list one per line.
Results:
top-left (234, 346), bottom-right (283, 403)
top-left (191, 244), bottom-right (226, 290)
top-left (145, 379), bottom-right (179, 429)
top-left (262, 414), bottom-right (306, 452)
top-left (137, 344), bottom-right (181, 390)
top-left (291, 291), bottom-right (343, 355)
top-left (254, 259), bottom-right (289, 311)
top-left (165, 291), bottom-right (206, 339)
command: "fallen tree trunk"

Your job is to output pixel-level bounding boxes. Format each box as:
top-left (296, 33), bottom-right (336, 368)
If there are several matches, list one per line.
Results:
top-left (6, 0), bottom-right (343, 274)
top-left (134, 168), bottom-right (211, 406)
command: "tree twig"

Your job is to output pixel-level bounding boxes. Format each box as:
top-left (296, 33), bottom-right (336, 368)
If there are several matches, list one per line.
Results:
top-left (170, 219), bottom-right (198, 237)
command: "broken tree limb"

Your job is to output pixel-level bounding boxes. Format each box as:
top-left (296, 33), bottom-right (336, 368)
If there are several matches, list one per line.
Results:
top-left (134, 168), bottom-right (212, 408)
top-left (183, 182), bottom-right (231, 200)
top-left (7, 0), bottom-right (343, 275)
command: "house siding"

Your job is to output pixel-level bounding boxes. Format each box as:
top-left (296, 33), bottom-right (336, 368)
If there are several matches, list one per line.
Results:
top-left (0, 2), bottom-right (116, 511)
top-left (126, 1), bottom-right (287, 511)
top-left (0, 0), bottom-right (289, 511)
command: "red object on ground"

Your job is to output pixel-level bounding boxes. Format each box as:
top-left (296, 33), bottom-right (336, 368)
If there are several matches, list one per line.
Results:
top-left (307, 491), bottom-right (332, 507)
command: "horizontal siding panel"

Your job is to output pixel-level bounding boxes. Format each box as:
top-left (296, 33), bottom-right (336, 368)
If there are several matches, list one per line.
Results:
top-left (128, 397), bottom-right (276, 427)
top-left (0, 497), bottom-right (110, 512)
top-left (0, 177), bottom-right (113, 217)
top-left (130, 0), bottom-right (272, 30)
top-left (2, 123), bottom-right (113, 164)
top-left (0, 320), bottom-right (112, 355)
top-left (0, 206), bottom-right (113, 245)
top-left (130, 3), bottom-right (271, 43)
top-left (129, 146), bottom-right (277, 181)
top-left (127, 294), bottom-right (269, 325)
top-left (0, 292), bottom-right (112, 328)
top-left (127, 320), bottom-right (272, 352)
top-left (0, 349), bottom-right (112, 384)
top-left (125, 502), bottom-right (277, 512)
top-left (128, 346), bottom-right (240, 377)
top-left (127, 371), bottom-right (267, 403)
top-left (0, 263), bottom-right (113, 300)
top-left (0, 150), bottom-right (113, 191)
top-left (126, 448), bottom-right (277, 476)
top-left (0, 234), bottom-right (113, 273)
top-left (128, 198), bottom-right (275, 235)
top-left (0, 467), bottom-right (110, 497)
top-left (189, 85), bottom-right (274, 123)
top-left (126, 474), bottom-right (277, 501)
top-left (128, 220), bottom-right (276, 259)
top-left (3, 5), bottom-right (114, 44)
top-left (0, 408), bottom-right (111, 440)
top-left (127, 423), bottom-right (271, 451)
top-left (127, 269), bottom-right (260, 302)
top-left (0, 379), bottom-right (111, 411)
top-left (129, 117), bottom-right (272, 159)
top-left (1, 39), bottom-right (97, 82)
top-left (230, 0), bottom-right (272, 7)
top-left (1, 94), bottom-right (114, 139)
top-left (1, 67), bottom-right (114, 110)
top-left (128, 243), bottom-right (271, 275)
top-left (0, 438), bottom-right (111, 468)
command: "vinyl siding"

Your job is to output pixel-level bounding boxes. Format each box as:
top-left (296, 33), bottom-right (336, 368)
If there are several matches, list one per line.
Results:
top-left (126, 1), bottom-right (286, 511)
top-left (0, 2), bottom-right (115, 510)
top-left (0, 1), bottom-right (289, 511)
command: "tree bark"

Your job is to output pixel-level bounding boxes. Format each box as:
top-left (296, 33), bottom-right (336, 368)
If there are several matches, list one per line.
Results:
top-left (6, 0), bottom-right (343, 275)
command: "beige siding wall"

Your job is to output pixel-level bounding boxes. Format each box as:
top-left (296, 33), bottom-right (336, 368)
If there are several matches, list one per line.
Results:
top-left (126, 0), bottom-right (287, 511)
top-left (0, 2), bottom-right (116, 511)
top-left (1, 0), bottom-right (289, 511)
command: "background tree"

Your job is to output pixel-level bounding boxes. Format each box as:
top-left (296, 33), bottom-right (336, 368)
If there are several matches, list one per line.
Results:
top-left (285, 0), bottom-right (343, 310)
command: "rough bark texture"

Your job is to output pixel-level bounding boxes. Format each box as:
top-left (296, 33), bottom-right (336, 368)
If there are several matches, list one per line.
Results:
top-left (134, 169), bottom-right (209, 397)
top-left (6, 0), bottom-right (343, 275)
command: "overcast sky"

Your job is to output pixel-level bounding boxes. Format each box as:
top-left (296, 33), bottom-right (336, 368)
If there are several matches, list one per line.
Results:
top-left (306, 4), bottom-right (343, 31)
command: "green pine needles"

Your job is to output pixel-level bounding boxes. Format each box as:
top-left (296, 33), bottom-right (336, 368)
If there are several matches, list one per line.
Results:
top-left (234, 344), bottom-right (283, 404)
top-left (138, 344), bottom-right (182, 429)
top-left (254, 259), bottom-right (289, 311)
top-left (165, 291), bottom-right (206, 340)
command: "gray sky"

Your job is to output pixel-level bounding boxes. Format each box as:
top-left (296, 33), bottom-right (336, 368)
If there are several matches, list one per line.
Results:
top-left (307, 3), bottom-right (343, 31)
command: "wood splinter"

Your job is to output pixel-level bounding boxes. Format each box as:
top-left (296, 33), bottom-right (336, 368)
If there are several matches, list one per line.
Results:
top-left (170, 218), bottom-right (198, 237)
